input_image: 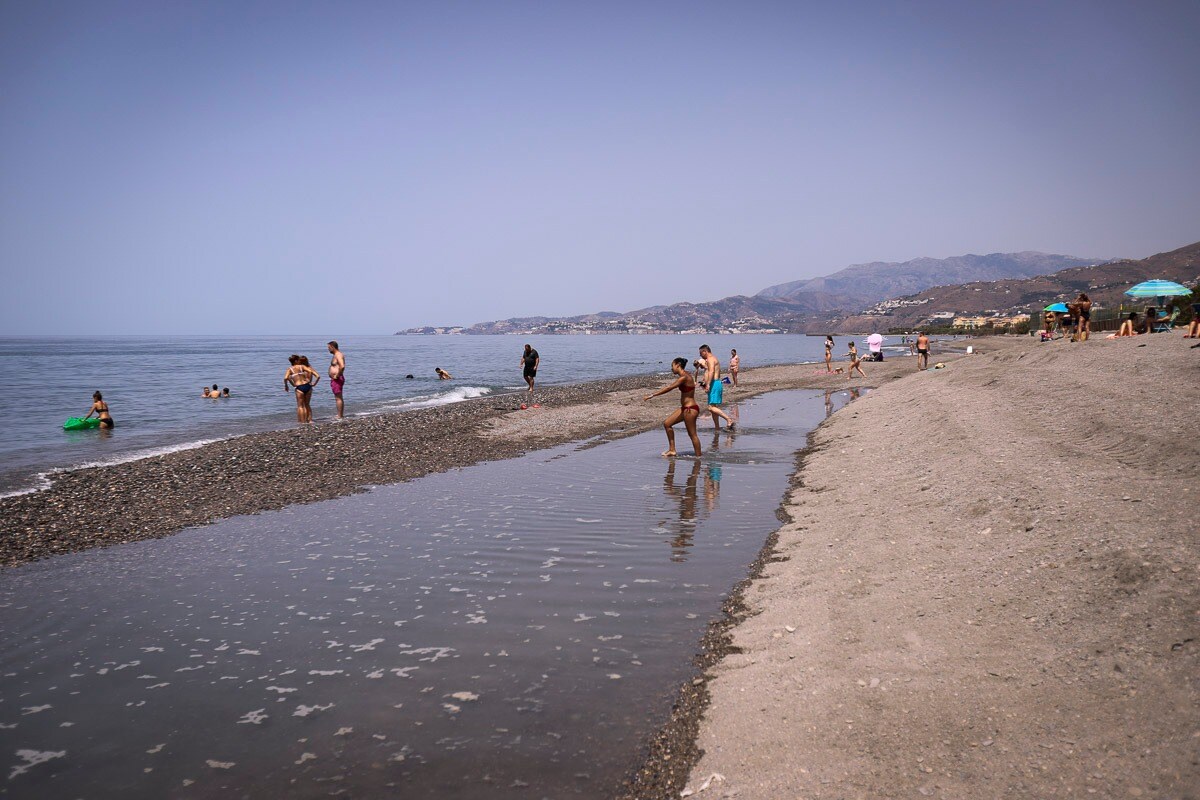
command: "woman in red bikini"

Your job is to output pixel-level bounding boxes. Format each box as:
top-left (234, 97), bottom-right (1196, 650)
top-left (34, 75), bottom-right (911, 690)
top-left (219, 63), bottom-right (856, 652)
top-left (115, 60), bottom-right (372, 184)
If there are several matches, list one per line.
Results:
top-left (643, 357), bottom-right (703, 457)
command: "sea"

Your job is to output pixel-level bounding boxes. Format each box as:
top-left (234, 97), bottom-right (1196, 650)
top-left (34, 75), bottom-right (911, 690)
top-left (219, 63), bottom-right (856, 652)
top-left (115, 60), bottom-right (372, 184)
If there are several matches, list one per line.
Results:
top-left (0, 333), bottom-right (909, 495)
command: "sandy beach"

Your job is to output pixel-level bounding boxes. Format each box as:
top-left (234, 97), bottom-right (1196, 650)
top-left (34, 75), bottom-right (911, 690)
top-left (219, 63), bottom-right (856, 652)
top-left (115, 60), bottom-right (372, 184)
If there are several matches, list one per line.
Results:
top-left (0, 354), bottom-right (927, 568)
top-left (679, 335), bottom-right (1198, 799)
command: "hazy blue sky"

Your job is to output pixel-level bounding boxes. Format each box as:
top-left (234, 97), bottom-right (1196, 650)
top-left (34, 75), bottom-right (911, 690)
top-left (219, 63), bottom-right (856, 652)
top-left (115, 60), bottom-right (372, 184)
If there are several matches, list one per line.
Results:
top-left (3, 1), bottom-right (1198, 334)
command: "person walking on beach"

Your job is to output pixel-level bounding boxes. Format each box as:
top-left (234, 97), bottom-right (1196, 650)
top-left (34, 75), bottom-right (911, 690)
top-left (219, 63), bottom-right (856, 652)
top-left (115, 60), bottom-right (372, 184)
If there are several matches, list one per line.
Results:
top-left (83, 391), bottom-right (114, 428)
top-left (521, 344), bottom-right (540, 406)
top-left (1075, 293), bottom-right (1093, 341)
top-left (698, 345), bottom-right (735, 429)
top-left (327, 341), bottom-right (346, 419)
top-left (643, 357), bottom-right (703, 457)
top-left (916, 331), bottom-right (930, 370)
top-left (825, 335), bottom-right (835, 373)
top-left (846, 342), bottom-right (866, 379)
top-left (284, 355), bottom-right (320, 424)
top-left (729, 349), bottom-right (740, 387)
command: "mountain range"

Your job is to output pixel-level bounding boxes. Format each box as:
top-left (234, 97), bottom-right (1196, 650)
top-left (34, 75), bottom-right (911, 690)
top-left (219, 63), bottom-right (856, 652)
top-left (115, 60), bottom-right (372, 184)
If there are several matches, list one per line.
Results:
top-left (397, 245), bottom-right (1198, 335)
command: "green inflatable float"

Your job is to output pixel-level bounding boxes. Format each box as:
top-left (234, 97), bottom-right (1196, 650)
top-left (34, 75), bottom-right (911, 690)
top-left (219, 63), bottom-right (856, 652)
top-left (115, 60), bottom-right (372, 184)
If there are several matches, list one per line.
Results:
top-left (63, 417), bottom-right (102, 431)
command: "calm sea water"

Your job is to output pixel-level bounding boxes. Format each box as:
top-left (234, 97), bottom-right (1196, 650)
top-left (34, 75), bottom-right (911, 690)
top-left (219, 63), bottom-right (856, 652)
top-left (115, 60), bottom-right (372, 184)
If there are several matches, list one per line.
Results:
top-left (0, 334), bottom-right (868, 494)
top-left (0, 389), bottom-right (852, 798)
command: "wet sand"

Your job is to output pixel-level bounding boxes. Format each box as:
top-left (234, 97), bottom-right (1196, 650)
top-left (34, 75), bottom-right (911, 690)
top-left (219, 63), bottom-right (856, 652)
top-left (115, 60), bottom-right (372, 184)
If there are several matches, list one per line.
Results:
top-left (1, 356), bottom-right (933, 568)
top-left (681, 335), bottom-right (1199, 799)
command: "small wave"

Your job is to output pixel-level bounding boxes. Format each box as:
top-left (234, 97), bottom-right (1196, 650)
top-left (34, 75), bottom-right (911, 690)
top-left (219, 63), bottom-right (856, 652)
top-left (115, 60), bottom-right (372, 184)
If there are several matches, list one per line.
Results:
top-left (0, 438), bottom-right (226, 499)
top-left (363, 387), bottom-right (493, 414)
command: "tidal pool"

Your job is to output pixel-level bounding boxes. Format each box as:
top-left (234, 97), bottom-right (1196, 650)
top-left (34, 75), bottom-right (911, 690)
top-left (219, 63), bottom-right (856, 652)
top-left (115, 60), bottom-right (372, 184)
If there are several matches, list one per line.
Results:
top-left (0, 389), bottom-right (854, 798)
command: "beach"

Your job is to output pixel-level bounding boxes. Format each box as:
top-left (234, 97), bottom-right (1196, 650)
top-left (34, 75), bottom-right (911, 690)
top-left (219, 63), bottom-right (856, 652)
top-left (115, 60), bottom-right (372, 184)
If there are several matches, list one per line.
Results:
top-left (0, 356), bottom-right (922, 568)
top-left (681, 335), bottom-right (1198, 799)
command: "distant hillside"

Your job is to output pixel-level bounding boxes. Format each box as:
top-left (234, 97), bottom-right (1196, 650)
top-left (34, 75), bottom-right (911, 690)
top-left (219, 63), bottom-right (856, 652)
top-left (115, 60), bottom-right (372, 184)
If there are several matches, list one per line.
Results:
top-left (398, 250), bottom-right (1106, 335)
top-left (821, 240), bottom-right (1200, 334)
top-left (757, 252), bottom-right (1099, 304)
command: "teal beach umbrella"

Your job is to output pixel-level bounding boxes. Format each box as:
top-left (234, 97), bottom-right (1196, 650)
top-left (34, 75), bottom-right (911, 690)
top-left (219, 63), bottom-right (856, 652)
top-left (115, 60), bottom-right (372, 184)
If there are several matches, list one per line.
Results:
top-left (1124, 280), bottom-right (1192, 298)
top-left (1044, 302), bottom-right (1069, 313)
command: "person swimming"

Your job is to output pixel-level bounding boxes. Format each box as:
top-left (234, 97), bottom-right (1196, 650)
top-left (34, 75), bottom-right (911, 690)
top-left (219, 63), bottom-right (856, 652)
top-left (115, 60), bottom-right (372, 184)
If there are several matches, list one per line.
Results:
top-left (435, 367), bottom-right (452, 380)
top-left (84, 391), bottom-right (114, 429)
top-left (643, 357), bottom-right (702, 457)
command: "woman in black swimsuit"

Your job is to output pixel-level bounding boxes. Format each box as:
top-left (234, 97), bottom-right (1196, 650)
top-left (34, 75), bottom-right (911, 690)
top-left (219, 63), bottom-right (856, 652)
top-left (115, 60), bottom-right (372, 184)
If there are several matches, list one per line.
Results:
top-left (284, 355), bottom-right (320, 424)
top-left (825, 335), bottom-right (834, 373)
top-left (643, 357), bottom-right (703, 457)
top-left (84, 391), bottom-right (114, 429)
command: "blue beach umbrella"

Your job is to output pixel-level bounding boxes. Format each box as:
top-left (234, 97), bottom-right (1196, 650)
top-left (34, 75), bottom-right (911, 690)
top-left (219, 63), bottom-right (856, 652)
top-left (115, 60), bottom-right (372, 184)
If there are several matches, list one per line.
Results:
top-left (1124, 280), bottom-right (1192, 298)
top-left (1044, 303), bottom-right (1069, 313)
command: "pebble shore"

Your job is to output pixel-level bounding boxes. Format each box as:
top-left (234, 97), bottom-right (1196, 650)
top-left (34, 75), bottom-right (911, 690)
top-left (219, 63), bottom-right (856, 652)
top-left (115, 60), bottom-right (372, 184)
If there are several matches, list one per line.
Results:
top-left (0, 374), bottom-right (665, 568)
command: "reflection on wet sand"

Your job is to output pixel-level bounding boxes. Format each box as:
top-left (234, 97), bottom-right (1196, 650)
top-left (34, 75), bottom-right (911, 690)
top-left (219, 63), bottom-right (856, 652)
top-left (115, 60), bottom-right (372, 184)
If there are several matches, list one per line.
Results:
top-left (0, 390), bottom-right (845, 800)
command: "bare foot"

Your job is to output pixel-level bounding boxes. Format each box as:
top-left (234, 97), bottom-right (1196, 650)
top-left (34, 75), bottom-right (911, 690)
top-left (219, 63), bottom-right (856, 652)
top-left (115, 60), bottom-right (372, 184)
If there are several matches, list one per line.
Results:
top-left (661, 450), bottom-right (677, 457)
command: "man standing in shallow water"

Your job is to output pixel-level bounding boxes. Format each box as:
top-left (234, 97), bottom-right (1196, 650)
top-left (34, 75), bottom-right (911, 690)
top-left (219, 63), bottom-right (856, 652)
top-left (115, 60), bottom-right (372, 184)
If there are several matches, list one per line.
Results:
top-left (698, 345), bottom-right (735, 430)
top-left (328, 341), bottom-right (346, 419)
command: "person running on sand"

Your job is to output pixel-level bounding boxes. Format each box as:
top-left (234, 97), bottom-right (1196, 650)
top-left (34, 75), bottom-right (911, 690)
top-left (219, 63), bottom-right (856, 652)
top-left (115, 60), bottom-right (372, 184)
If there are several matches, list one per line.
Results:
top-left (521, 344), bottom-right (540, 404)
top-left (846, 342), bottom-right (866, 379)
top-left (284, 355), bottom-right (320, 424)
top-left (84, 391), bottom-right (114, 428)
top-left (916, 332), bottom-right (930, 370)
top-left (729, 349), bottom-right (740, 387)
top-left (698, 345), bottom-right (735, 429)
top-left (435, 367), bottom-right (452, 380)
top-left (643, 357), bottom-right (702, 457)
top-left (327, 341), bottom-right (346, 419)
top-left (825, 335), bottom-right (834, 373)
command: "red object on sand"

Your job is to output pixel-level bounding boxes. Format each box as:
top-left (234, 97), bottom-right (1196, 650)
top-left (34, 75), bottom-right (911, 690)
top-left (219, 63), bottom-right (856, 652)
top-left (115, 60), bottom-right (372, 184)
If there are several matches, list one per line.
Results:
top-left (520, 404), bottom-right (528, 410)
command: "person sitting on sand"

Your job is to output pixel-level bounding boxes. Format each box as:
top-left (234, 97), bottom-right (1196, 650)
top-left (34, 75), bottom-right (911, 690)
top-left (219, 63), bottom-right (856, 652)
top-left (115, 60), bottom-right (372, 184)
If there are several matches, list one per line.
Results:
top-left (1136, 307), bottom-right (1157, 335)
top-left (435, 367), bottom-right (452, 380)
top-left (846, 342), bottom-right (866, 379)
top-left (83, 391), bottom-right (114, 429)
top-left (1116, 312), bottom-right (1139, 337)
top-left (643, 357), bottom-right (702, 458)
top-left (1185, 304), bottom-right (1200, 338)
top-left (284, 355), bottom-right (320, 424)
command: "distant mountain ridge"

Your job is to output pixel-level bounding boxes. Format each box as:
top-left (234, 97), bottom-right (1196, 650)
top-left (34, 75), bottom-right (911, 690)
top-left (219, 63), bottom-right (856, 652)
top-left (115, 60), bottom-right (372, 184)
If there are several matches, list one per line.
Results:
top-left (397, 250), bottom-right (1106, 335)
top-left (756, 252), bottom-right (1099, 303)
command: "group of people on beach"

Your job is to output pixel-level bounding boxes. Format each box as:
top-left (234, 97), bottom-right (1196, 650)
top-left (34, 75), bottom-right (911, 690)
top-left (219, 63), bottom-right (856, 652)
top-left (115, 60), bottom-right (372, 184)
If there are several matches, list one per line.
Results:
top-left (284, 341), bottom-right (345, 424)
top-left (644, 344), bottom-right (737, 458)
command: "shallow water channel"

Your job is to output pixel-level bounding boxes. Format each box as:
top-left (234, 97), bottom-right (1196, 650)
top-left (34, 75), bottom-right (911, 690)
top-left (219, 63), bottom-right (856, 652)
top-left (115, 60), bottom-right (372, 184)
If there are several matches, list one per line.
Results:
top-left (0, 389), bottom-right (855, 798)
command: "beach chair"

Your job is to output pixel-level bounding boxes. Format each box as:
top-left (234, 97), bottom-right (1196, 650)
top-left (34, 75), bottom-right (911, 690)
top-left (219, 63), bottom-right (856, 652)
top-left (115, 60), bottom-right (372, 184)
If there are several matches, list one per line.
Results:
top-left (1152, 309), bottom-right (1179, 333)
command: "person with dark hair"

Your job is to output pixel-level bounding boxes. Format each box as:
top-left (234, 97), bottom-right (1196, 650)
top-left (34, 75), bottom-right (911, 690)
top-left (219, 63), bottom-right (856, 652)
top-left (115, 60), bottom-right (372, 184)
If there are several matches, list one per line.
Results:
top-left (521, 344), bottom-right (540, 407)
top-left (202, 386), bottom-right (214, 398)
top-left (643, 357), bottom-right (702, 457)
top-left (1116, 311), bottom-right (1139, 337)
top-left (284, 355), bottom-right (320, 424)
top-left (222, 387), bottom-right (230, 397)
top-left (824, 335), bottom-right (834, 373)
top-left (846, 341), bottom-right (866, 379)
top-left (84, 391), bottom-right (114, 429)
top-left (1076, 293), bottom-right (1092, 341)
top-left (327, 341), bottom-right (346, 419)
top-left (729, 348), bottom-right (740, 387)
top-left (916, 331), bottom-right (930, 370)
top-left (1136, 307), bottom-right (1157, 335)
top-left (435, 367), bottom-right (452, 380)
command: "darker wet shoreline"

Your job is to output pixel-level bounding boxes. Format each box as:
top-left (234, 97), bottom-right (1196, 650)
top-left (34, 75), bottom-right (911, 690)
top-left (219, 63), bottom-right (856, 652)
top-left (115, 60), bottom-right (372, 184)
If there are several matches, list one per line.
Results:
top-left (0, 373), bottom-right (666, 568)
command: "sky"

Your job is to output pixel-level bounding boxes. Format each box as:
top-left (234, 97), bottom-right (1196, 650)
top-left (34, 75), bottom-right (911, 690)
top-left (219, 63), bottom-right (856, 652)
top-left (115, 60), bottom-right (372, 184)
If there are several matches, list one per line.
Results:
top-left (2, 1), bottom-right (1198, 335)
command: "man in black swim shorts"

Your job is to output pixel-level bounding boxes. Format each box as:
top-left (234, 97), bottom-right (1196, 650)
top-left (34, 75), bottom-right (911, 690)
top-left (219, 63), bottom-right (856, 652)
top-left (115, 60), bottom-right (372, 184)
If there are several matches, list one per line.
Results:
top-left (521, 344), bottom-right (540, 404)
top-left (916, 331), bottom-right (930, 371)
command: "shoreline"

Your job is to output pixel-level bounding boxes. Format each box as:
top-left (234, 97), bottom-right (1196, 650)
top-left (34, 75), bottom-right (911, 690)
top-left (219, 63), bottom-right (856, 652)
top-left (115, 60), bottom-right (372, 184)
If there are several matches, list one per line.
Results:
top-left (0, 354), bottom-right (945, 569)
top-left (677, 335), bottom-right (1198, 798)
